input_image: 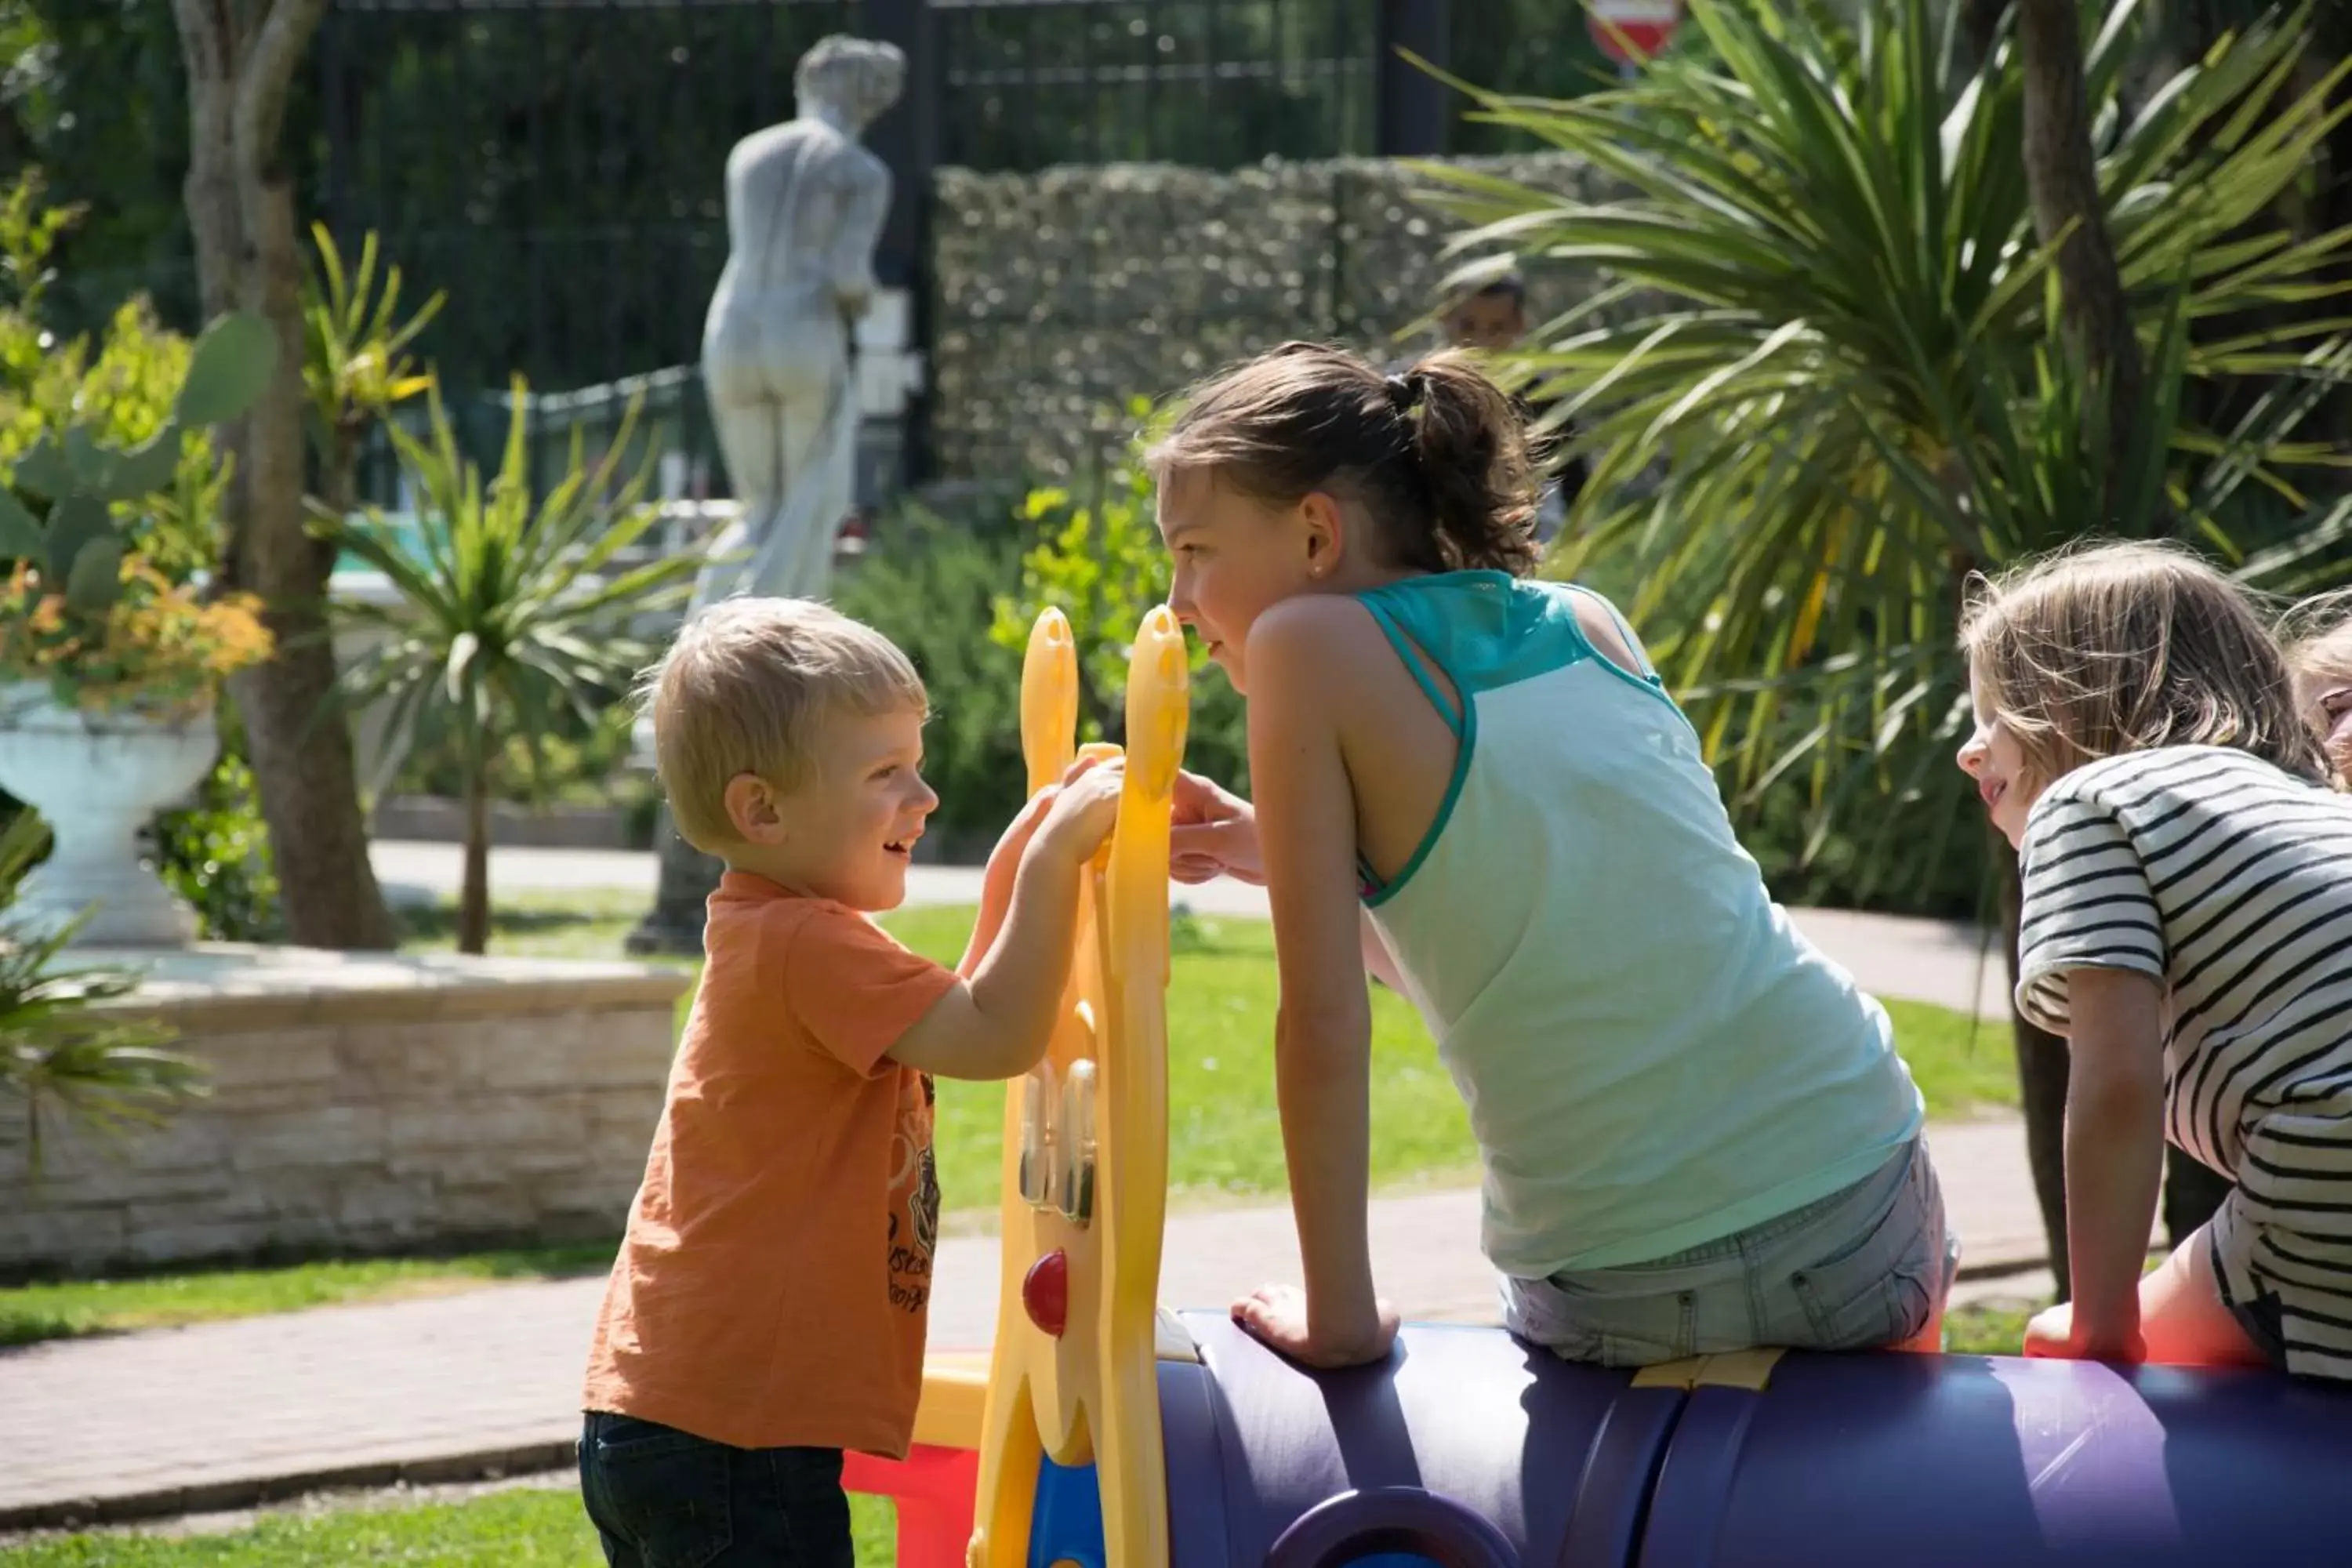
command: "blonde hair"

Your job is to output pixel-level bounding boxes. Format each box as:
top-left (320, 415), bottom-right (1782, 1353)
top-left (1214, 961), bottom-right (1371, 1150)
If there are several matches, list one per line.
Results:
top-left (642, 597), bottom-right (927, 851)
top-left (2285, 590), bottom-right (2352, 782)
top-left (2285, 590), bottom-right (2352, 689)
top-left (1958, 539), bottom-right (2329, 787)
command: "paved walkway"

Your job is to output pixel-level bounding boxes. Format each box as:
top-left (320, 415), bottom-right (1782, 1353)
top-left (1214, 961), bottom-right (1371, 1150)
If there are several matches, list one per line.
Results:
top-left (0, 846), bottom-right (2031, 1530)
top-left (0, 1120), bottom-right (2049, 1531)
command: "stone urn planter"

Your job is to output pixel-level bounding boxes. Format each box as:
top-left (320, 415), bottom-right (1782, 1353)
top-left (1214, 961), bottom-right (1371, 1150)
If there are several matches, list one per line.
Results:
top-left (0, 684), bottom-right (219, 946)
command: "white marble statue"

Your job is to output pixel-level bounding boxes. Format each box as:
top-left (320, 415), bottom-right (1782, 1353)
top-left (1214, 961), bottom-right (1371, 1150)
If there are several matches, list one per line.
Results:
top-left (695, 34), bottom-right (906, 610)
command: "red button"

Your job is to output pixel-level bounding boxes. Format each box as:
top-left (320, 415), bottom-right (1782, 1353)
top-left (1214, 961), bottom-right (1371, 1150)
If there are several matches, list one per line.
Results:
top-left (1022, 1250), bottom-right (1069, 1337)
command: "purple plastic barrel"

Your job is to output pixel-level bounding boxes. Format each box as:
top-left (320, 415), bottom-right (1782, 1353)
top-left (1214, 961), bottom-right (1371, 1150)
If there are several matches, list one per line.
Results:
top-left (1160, 1312), bottom-right (1682, 1568)
top-left (1638, 1350), bottom-right (2352, 1568)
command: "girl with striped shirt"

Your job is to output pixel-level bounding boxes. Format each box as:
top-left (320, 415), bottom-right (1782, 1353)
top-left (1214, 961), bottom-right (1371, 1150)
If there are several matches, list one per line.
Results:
top-left (1958, 543), bottom-right (2352, 1379)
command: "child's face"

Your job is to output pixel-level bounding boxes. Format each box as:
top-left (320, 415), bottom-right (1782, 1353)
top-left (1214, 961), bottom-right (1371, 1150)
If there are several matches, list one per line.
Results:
top-left (1955, 677), bottom-right (2044, 850)
top-left (1443, 292), bottom-right (1526, 353)
top-left (2297, 663), bottom-right (2352, 779)
top-left (728, 706), bottom-right (938, 910)
top-left (1158, 470), bottom-right (1341, 695)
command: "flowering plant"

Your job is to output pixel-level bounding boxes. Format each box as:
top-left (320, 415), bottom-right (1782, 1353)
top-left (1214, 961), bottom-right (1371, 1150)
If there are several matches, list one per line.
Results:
top-left (0, 554), bottom-right (270, 720)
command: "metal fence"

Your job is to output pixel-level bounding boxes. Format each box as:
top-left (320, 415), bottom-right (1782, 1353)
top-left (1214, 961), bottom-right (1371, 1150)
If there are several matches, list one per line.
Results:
top-left (315, 0), bottom-right (860, 400)
top-left (932, 0), bottom-right (1382, 172)
top-left (304, 0), bottom-right (1558, 495)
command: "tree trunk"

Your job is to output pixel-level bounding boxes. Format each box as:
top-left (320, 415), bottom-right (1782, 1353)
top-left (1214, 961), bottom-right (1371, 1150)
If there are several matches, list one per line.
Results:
top-left (1959, 0), bottom-right (2006, 71)
top-left (2017, 0), bottom-right (2144, 500)
top-left (1998, 847), bottom-right (2074, 1299)
top-left (2011, 0), bottom-right (2218, 1291)
top-left (172, 0), bottom-right (397, 952)
top-left (459, 762), bottom-right (490, 956)
top-left (324, 423), bottom-right (360, 532)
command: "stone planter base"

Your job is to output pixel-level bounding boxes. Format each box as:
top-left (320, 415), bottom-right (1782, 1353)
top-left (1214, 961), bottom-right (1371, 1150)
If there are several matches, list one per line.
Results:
top-left (0, 689), bottom-right (217, 948)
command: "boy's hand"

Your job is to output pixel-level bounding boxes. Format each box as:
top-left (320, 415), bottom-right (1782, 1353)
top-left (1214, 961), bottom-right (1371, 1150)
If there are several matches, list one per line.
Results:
top-left (898, 755), bottom-right (1127, 1082)
top-left (1033, 759), bottom-right (1125, 868)
top-left (993, 753), bottom-right (1117, 874)
top-left (987, 780), bottom-right (1060, 874)
top-left (957, 756), bottom-right (1121, 982)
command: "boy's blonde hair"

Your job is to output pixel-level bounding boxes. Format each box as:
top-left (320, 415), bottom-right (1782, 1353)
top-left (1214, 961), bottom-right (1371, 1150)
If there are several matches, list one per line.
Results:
top-left (1958, 539), bottom-right (2329, 788)
top-left (642, 597), bottom-right (927, 851)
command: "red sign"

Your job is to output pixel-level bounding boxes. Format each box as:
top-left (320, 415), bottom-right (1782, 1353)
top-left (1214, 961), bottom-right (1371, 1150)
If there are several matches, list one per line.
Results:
top-left (1585, 0), bottom-right (1683, 64)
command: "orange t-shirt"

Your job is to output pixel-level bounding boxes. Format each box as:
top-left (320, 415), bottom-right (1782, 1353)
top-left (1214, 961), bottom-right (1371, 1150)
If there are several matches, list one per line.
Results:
top-left (583, 872), bottom-right (958, 1455)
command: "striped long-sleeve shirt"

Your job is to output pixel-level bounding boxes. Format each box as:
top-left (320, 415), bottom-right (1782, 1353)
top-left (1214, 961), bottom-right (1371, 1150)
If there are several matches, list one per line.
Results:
top-left (2016, 746), bottom-right (2352, 1380)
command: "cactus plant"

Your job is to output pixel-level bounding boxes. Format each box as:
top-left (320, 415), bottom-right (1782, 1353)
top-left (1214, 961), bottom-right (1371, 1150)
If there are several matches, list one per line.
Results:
top-left (0, 310), bottom-right (277, 616)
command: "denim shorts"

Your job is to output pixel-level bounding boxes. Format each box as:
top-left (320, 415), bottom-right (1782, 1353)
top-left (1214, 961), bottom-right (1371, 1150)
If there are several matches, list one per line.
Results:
top-left (578, 1410), bottom-right (854, 1568)
top-left (2209, 1223), bottom-right (2292, 1370)
top-left (1501, 1137), bottom-right (1959, 1367)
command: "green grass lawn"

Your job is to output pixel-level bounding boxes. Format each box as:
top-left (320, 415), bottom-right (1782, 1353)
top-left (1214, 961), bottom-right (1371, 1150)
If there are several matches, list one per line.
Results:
top-left (1944, 1298), bottom-right (2037, 1355)
top-left (405, 891), bottom-right (2017, 1218)
top-left (0, 892), bottom-right (2014, 1348)
top-left (0, 1486), bottom-right (895, 1567)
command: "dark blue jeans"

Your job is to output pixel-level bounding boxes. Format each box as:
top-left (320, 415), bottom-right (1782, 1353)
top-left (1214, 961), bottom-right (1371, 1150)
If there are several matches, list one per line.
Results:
top-left (578, 1411), bottom-right (855, 1568)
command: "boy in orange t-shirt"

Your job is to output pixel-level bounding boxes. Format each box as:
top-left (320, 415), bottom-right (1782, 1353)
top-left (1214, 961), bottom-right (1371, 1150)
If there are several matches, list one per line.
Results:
top-left (580, 598), bottom-right (1121, 1568)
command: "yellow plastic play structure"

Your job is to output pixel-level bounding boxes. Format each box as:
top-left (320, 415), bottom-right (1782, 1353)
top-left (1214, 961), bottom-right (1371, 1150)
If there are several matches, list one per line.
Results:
top-left (965, 603), bottom-right (1188, 1568)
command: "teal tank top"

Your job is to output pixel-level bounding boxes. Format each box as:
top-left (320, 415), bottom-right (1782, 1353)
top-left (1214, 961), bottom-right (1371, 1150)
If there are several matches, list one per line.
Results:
top-left (1354, 572), bottom-right (1923, 1276)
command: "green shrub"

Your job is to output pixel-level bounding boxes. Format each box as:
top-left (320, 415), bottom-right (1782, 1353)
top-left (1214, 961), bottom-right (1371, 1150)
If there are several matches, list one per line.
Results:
top-left (390, 701), bottom-right (644, 810)
top-left (837, 436), bottom-right (1252, 849)
top-left (985, 432), bottom-right (1250, 795)
top-left (1736, 764), bottom-right (1995, 923)
top-left (154, 749), bottom-right (283, 943)
top-left (2, 171), bottom-right (223, 586)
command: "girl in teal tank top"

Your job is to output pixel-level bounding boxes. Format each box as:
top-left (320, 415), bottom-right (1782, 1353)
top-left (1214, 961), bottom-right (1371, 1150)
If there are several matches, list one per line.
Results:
top-left (1148, 342), bottom-right (1953, 1370)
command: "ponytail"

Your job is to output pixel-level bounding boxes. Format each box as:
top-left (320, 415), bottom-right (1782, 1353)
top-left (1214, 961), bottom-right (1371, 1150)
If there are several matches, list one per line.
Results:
top-left (1387, 353), bottom-right (1539, 575)
top-left (1147, 341), bottom-right (1541, 577)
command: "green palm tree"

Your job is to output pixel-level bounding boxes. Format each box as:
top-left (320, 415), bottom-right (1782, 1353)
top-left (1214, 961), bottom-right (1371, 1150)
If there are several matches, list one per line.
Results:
top-left (301, 223), bottom-right (445, 526)
top-left (316, 379), bottom-right (700, 954)
top-left (1414, 0), bottom-right (2352, 1283)
top-left (1, 813), bottom-right (205, 1184)
top-left (2133, 0), bottom-right (2352, 452)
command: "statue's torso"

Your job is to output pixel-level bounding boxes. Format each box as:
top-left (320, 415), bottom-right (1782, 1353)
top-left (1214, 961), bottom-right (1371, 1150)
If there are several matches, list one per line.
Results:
top-left (715, 119), bottom-right (889, 304)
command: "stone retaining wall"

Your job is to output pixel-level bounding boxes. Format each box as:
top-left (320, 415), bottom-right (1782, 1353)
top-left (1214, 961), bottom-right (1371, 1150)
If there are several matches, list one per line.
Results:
top-left (0, 946), bottom-right (695, 1279)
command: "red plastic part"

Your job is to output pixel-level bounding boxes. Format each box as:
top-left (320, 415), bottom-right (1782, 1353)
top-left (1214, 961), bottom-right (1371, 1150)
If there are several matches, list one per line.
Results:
top-left (842, 1443), bottom-right (980, 1568)
top-left (1023, 1249), bottom-right (1069, 1337)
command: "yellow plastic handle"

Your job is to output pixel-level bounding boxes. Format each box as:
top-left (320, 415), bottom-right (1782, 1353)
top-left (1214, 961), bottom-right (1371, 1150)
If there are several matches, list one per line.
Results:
top-left (1022, 610), bottom-right (1078, 795)
top-left (971, 603), bottom-right (1189, 1568)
